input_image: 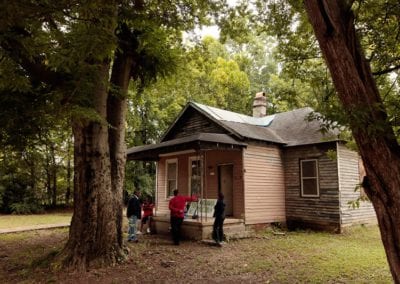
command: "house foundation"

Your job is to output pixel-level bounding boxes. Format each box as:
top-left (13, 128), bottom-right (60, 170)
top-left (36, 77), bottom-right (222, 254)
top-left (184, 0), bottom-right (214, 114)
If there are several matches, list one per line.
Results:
top-left (152, 216), bottom-right (246, 240)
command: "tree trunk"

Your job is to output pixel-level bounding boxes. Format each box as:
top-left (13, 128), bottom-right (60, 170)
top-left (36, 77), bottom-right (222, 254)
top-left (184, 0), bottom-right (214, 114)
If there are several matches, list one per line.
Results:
top-left (61, 62), bottom-right (126, 270)
top-left (107, 23), bottom-right (136, 248)
top-left (45, 146), bottom-right (52, 206)
top-left (304, 1), bottom-right (400, 282)
top-left (50, 143), bottom-right (57, 207)
top-left (65, 136), bottom-right (72, 206)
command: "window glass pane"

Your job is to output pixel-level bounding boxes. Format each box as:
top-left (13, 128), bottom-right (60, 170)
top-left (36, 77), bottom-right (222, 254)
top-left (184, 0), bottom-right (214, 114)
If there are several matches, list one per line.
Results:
top-left (168, 180), bottom-right (176, 196)
top-left (191, 160), bottom-right (200, 176)
top-left (190, 159), bottom-right (201, 195)
top-left (167, 163), bottom-right (176, 179)
top-left (302, 161), bottom-right (316, 177)
top-left (302, 179), bottom-right (318, 195)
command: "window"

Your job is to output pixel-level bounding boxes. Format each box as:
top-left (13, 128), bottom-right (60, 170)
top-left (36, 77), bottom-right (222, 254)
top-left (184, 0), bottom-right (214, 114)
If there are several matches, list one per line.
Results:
top-left (166, 159), bottom-right (178, 197)
top-left (300, 159), bottom-right (319, 197)
top-left (189, 157), bottom-right (202, 196)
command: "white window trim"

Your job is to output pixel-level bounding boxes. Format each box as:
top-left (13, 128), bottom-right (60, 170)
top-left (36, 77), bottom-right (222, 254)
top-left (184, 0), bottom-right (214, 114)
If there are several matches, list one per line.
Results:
top-left (188, 156), bottom-right (203, 196)
top-left (165, 158), bottom-right (178, 199)
top-left (300, 159), bottom-right (320, 197)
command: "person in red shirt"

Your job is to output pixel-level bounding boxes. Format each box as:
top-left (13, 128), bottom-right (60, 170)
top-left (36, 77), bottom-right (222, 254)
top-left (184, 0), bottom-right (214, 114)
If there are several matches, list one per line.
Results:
top-left (169, 189), bottom-right (197, 245)
top-left (140, 197), bottom-right (155, 234)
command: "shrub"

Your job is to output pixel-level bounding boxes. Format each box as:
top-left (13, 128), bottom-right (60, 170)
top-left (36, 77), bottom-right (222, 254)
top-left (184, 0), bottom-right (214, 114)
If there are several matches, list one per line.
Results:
top-left (10, 201), bottom-right (44, 214)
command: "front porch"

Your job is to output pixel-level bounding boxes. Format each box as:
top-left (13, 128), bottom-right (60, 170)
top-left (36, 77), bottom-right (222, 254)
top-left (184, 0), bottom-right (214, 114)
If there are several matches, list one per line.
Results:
top-left (152, 215), bottom-right (246, 240)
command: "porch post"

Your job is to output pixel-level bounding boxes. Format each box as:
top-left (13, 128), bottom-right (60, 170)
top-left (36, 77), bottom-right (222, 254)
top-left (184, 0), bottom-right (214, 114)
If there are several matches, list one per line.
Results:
top-left (200, 150), bottom-right (204, 222)
top-left (155, 161), bottom-right (158, 216)
top-left (204, 150), bottom-right (207, 222)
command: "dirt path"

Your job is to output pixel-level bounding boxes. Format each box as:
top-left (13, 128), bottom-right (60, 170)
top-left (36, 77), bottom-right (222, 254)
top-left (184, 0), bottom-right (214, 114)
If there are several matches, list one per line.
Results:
top-left (0, 223), bottom-right (70, 234)
top-left (0, 229), bottom-right (270, 283)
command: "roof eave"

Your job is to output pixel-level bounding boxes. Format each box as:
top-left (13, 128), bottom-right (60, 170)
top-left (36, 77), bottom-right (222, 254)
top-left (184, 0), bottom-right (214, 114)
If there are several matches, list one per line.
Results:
top-left (282, 138), bottom-right (343, 147)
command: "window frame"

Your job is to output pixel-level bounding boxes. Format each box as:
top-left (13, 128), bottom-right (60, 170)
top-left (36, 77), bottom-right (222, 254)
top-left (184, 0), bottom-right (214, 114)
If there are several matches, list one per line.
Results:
top-left (188, 156), bottom-right (203, 196)
top-left (300, 159), bottom-right (320, 198)
top-left (165, 158), bottom-right (178, 198)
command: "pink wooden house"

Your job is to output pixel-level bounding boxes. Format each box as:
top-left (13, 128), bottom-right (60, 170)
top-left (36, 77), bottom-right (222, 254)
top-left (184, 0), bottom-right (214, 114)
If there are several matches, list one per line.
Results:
top-left (127, 93), bottom-right (376, 239)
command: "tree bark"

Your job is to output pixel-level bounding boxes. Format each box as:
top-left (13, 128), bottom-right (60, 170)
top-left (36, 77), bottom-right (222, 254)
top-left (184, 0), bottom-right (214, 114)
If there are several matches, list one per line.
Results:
top-left (50, 143), bottom-right (57, 207)
top-left (45, 146), bottom-right (52, 206)
top-left (61, 62), bottom-right (126, 270)
top-left (107, 36), bottom-right (134, 248)
top-left (65, 136), bottom-right (72, 206)
top-left (304, 1), bottom-right (400, 282)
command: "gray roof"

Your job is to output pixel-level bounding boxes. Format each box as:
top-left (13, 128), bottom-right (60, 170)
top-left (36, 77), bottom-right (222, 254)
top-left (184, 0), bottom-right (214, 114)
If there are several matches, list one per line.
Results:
top-left (268, 107), bottom-right (340, 146)
top-left (221, 121), bottom-right (284, 144)
top-left (190, 102), bottom-right (340, 146)
top-left (127, 102), bottom-right (341, 160)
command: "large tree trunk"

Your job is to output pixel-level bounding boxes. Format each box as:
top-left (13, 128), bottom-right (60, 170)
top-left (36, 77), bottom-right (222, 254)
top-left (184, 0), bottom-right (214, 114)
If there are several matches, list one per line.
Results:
top-left (107, 35), bottom-right (134, 248)
top-left (304, 1), bottom-right (400, 282)
top-left (61, 62), bottom-right (126, 270)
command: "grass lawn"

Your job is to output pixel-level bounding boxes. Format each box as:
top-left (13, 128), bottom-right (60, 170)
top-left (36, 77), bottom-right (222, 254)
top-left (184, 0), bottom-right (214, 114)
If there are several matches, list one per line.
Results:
top-left (241, 226), bottom-right (392, 283)
top-left (0, 212), bottom-right (72, 229)
top-left (0, 221), bottom-right (392, 283)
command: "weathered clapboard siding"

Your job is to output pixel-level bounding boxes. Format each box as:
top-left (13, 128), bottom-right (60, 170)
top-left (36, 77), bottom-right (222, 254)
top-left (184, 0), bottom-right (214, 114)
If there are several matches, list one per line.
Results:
top-left (156, 150), bottom-right (244, 218)
top-left (337, 143), bottom-right (376, 226)
top-left (283, 143), bottom-right (341, 230)
top-left (163, 108), bottom-right (227, 141)
top-left (243, 144), bottom-right (286, 225)
top-left (156, 153), bottom-right (191, 216)
top-left (156, 158), bottom-right (167, 215)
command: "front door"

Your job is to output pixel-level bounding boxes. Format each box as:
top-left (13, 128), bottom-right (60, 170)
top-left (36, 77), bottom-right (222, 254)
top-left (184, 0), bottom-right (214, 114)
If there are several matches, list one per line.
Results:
top-left (218, 164), bottom-right (233, 216)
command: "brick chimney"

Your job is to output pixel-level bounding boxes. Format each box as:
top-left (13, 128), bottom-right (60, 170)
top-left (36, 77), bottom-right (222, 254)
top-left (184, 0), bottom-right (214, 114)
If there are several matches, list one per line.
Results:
top-left (252, 92), bottom-right (267, 117)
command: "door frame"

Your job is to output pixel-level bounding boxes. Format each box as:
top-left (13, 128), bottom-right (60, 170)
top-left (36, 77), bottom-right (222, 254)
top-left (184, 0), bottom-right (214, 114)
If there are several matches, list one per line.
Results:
top-left (218, 163), bottom-right (234, 216)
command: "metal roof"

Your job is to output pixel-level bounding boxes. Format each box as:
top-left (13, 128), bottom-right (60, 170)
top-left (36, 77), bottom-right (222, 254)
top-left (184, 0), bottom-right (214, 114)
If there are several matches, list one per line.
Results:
top-left (191, 102), bottom-right (340, 146)
top-left (194, 102), bottom-right (275, 126)
top-left (127, 102), bottom-right (341, 160)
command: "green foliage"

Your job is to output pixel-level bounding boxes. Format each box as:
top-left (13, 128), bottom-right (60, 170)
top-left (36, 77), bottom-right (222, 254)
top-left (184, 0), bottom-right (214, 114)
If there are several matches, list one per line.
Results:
top-left (125, 161), bottom-right (155, 201)
top-left (326, 149), bottom-right (337, 161)
top-left (9, 200), bottom-right (43, 215)
top-left (347, 184), bottom-right (371, 209)
top-left (1, 1), bottom-right (231, 215)
top-left (252, 0), bottom-right (400, 139)
top-left (0, 128), bottom-right (73, 213)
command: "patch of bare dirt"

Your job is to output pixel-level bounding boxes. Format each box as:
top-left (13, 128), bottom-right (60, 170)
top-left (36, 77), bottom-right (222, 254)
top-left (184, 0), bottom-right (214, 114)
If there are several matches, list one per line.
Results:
top-left (0, 229), bottom-right (276, 283)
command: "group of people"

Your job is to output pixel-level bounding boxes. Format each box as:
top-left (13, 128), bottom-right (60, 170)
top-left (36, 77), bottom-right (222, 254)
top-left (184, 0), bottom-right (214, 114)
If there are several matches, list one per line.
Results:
top-left (126, 190), bottom-right (154, 243)
top-left (127, 189), bottom-right (226, 246)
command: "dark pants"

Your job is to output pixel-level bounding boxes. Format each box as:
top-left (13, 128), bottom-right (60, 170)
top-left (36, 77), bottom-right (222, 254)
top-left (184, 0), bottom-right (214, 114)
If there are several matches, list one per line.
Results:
top-left (170, 216), bottom-right (183, 245)
top-left (213, 217), bottom-right (225, 243)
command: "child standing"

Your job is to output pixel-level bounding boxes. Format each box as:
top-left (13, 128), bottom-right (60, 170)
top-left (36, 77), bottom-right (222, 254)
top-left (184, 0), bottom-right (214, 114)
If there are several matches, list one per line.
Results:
top-left (140, 197), bottom-right (155, 234)
top-left (213, 192), bottom-right (226, 246)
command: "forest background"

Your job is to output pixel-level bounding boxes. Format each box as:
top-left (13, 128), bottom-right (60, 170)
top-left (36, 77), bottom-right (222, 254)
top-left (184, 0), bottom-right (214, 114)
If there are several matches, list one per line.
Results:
top-left (1, 0), bottom-right (400, 279)
top-left (0, 1), bottom-right (398, 214)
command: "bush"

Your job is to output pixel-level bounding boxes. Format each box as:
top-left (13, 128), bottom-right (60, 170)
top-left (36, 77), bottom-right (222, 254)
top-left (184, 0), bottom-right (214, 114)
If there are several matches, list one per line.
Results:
top-left (10, 201), bottom-right (44, 214)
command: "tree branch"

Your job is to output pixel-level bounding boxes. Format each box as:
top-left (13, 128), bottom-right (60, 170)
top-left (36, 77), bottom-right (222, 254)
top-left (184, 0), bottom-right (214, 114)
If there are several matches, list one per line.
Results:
top-left (373, 65), bottom-right (400, 76)
top-left (0, 29), bottom-right (67, 87)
